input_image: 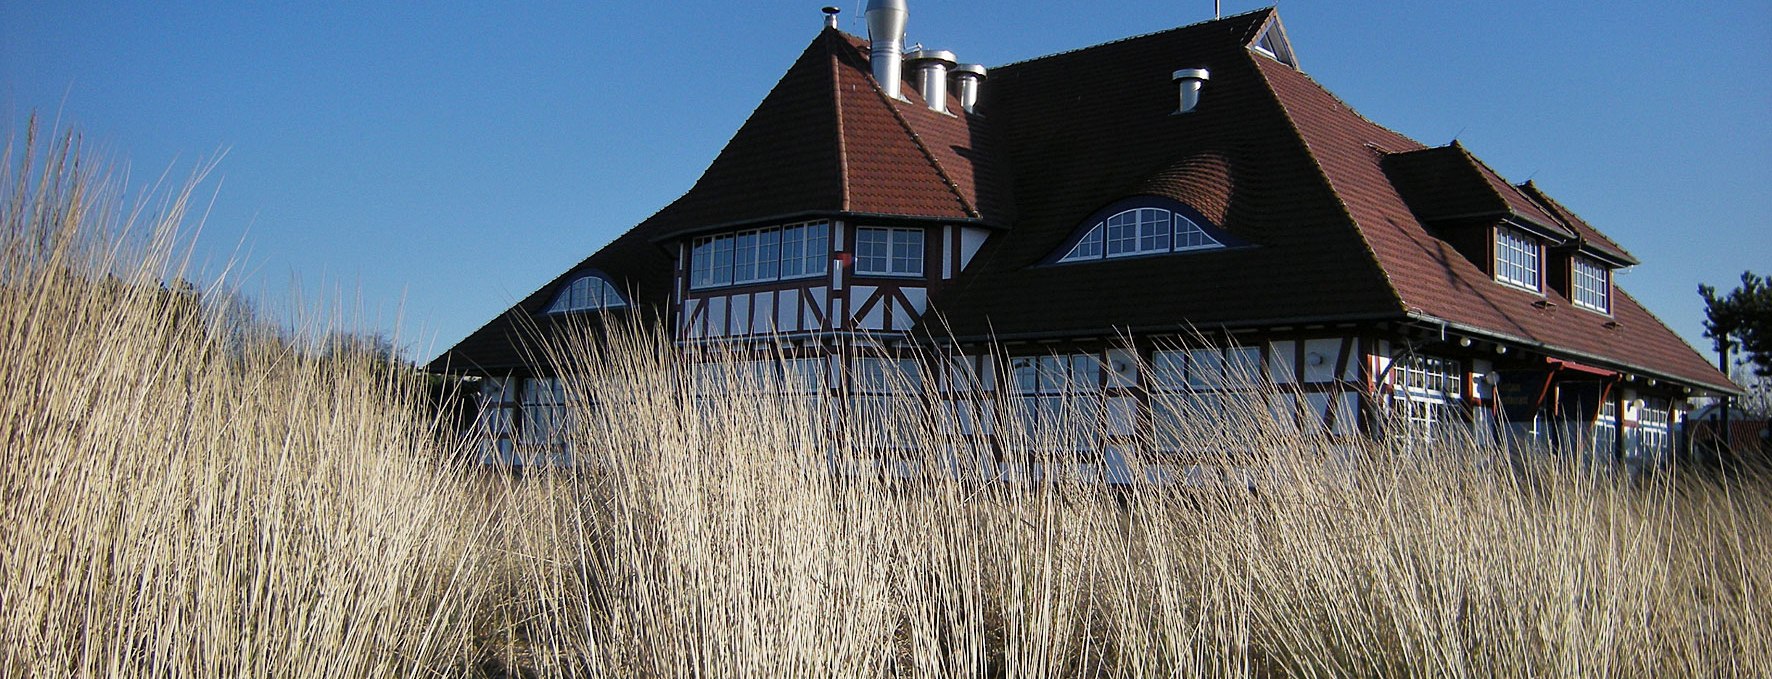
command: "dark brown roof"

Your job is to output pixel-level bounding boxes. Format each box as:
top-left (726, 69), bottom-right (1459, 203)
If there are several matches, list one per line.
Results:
top-left (1516, 181), bottom-right (1637, 265)
top-left (430, 28), bottom-right (1008, 372)
top-left (1251, 55), bottom-right (1728, 391)
top-left (930, 9), bottom-right (1405, 337)
top-left (434, 8), bottom-right (1732, 395)
top-left (1382, 143), bottom-right (1571, 237)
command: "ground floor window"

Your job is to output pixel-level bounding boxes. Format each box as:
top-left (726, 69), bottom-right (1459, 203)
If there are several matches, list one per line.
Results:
top-left (1633, 398), bottom-right (1671, 462)
top-left (1389, 355), bottom-right (1464, 445)
top-left (1147, 346), bottom-right (1261, 450)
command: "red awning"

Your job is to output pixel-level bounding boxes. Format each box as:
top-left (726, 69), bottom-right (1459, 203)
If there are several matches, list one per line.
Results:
top-left (1547, 358), bottom-right (1619, 379)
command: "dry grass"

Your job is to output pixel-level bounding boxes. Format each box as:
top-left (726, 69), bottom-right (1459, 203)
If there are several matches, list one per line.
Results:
top-left (4, 128), bottom-right (1768, 677)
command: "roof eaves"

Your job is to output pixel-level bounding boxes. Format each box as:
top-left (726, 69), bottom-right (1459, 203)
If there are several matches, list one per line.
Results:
top-left (1405, 311), bottom-right (1741, 395)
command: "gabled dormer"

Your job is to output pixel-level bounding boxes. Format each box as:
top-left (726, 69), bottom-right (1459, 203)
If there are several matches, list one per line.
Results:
top-left (1383, 143), bottom-right (1583, 292)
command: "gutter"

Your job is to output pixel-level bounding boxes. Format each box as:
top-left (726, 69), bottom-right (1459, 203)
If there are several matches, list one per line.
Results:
top-left (1402, 311), bottom-right (1742, 396)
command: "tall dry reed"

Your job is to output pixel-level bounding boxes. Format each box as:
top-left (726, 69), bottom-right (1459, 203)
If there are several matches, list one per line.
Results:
top-left (4, 123), bottom-right (1767, 677)
top-left (0, 126), bottom-right (493, 677)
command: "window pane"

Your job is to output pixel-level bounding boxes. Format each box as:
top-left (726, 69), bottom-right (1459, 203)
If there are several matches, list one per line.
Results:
top-left (781, 225), bottom-right (805, 277)
top-left (733, 231), bottom-right (758, 282)
top-left (857, 228), bottom-right (889, 274)
top-left (1064, 224), bottom-right (1105, 260)
top-left (1174, 214), bottom-right (1221, 250)
top-left (756, 228), bottom-right (781, 281)
top-left (892, 229), bottom-right (924, 275)
top-left (691, 238), bottom-right (714, 289)
top-left (1106, 211), bottom-right (1138, 255)
top-left (1138, 208), bottom-right (1171, 252)
top-left (805, 222), bottom-right (830, 275)
top-left (712, 236), bottom-right (734, 285)
top-left (1149, 351), bottom-right (1187, 389)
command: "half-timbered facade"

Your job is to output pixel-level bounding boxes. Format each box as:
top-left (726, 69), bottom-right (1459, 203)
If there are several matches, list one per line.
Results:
top-left (431, 4), bottom-right (1738, 465)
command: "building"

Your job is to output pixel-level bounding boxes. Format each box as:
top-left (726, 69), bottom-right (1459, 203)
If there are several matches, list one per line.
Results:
top-left (429, 3), bottom-right (1738, 465)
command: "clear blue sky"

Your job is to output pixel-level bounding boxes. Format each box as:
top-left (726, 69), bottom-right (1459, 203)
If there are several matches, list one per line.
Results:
top-left (4, 1), bottom-right (1768, 365)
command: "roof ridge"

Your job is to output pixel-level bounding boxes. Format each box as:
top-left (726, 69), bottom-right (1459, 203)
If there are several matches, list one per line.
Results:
top-left (828, 30), bottom-right (852, 211)
top-left (993, 7), bottom-right (1275, 70)
top-left (1516, 179), bottom-right (1637, 261)
top-left (1247, 56), bottom-right (1411, 316)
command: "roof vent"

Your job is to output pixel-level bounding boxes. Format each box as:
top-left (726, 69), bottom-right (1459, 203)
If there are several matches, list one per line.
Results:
top-left (952, 63), bottom-right (986, 114)
top-left (821, 6), bottom-right (840, 30)
top-left (905, 49), bottom-right (956, 113)
top-left (865, 0), bottom-right (909, 100)
top-left (1172, 68), bottom-right (1210, 114)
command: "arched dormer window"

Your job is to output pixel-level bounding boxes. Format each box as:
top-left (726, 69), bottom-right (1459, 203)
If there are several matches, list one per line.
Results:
top-left (1053, 198), bottom-right (1237, 263)
top-left (545, 273), bottom-right (627, 314)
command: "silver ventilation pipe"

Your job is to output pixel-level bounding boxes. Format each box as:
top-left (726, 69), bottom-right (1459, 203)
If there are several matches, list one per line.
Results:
top-left (952, 63), bottom-right (986, 114)
top-left (905, 49), bottom-right (956, 112)
top-left (865, 0), bottom-right (909, 100)
top-left (822, 6), bottom-right (840, 30)
top-left (1172, 68), bottom-right (1210, 114)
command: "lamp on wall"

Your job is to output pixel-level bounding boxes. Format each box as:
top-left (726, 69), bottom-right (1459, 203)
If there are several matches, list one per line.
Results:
top-left (1306, 352), bottom-right (1326, 367)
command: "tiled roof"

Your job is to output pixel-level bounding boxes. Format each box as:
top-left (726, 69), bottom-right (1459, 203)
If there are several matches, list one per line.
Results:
top-left (433, 8), bottom-right (1732, 394)
top-left (1382, 143), bottom-right (1571, 236)
top-left (928, 9), bottom-right (1405, 338)
top-left (1252, 56), bottom-right (1729, 391)
top-left (430, 28), bottom-right (1006, 372)
top-left (1516, 181), bottom-right (1637, 264)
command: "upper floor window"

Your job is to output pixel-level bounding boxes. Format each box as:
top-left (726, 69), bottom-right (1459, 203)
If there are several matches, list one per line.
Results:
top-left (1571, 256), bottom-right (1611, 313)
top-left (691, 221), bottom-right (829, 290)
top-left (1059, 206), bottom-right (1226, 263)
top-left (855, 227), bottom-right (924, 277)
top-left (1494, 225), bottom-right (1541, 291)
top-left (546, 273), bottom-right (627, 313)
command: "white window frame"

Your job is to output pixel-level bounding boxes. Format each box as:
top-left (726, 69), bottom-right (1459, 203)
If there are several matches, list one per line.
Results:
top-left (1390, 355), bottom-right (1465, 445)
top-left (547, 274), bottom-right (627, 313)
top-left (855, 227), bottom-right (925, 277)
top-left (1147, 346), bottom-right (1261, 450)
top-left (1007, 353), bottom-right (1104, 451)
top-left (1061, 207), bottom-right (1224, 262)
top-left (1571, 256), bottom-right (1611, 313)
top-left (1494, 225), bottom-right (1542, 291)
top-left (690, 221), bottom-right (830, 290)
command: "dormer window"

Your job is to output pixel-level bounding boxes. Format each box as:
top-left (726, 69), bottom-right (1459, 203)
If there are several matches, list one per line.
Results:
top-left (546, 273), bottom-right (627, 313)
top-left (1571, 256), bottom-right (1611, 313)
top-left (1058, 203), bottom-right (1228, 263)
top-left (1494, 225), bottom-right (1542, 291)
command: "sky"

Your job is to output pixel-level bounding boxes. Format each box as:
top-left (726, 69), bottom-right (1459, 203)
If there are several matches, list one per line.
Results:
top-left (3, 1), bottom-right (1768, 366)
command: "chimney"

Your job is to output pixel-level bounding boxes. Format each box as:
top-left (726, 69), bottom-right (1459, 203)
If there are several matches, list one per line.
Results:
top-left (1172, 68), bottom-right (1210, 114)
top-left (905, 49), bottom-right (956, 113)
top-left (821, 6), bottom-right (840, 30)
top-left (865, 0), bottom-right (909, 100)
top-left (952, 63), bottom-right (986, 114)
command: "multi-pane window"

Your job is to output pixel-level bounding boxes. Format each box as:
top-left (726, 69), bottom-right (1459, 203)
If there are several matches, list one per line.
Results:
top-left (691, 221), bottom-right (829, 289)
top-left (1494, 225), bottom-right (1541, 290)
top-left (1061, 207), bottom-right (1224, 262)
top-left (847, 356), bottom-right (922, 449)
top-left (1008, 354), bottom-right (1103, 449)
top-left (1571, 257), bottom-right (1611, 313)
top-left (855, 227), bottom-right (925, 276)
top-left (1593, 400), bottom-right (1617, 456)
top-left (547, 274), bottom-right (627, 313)
top-left (520, 377), bottom-right (569, 448)
top-left (1148, 346), bottom-right (1261, 449)
top-left (1634, 399), bottom-right (1671, 462)
top-left (1390, 355), bottom-right (1464, 444)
